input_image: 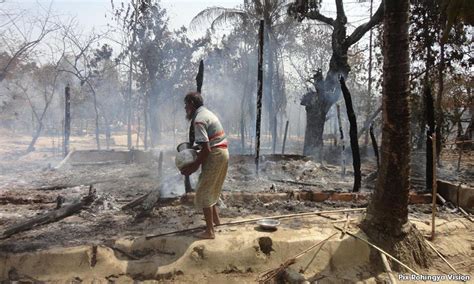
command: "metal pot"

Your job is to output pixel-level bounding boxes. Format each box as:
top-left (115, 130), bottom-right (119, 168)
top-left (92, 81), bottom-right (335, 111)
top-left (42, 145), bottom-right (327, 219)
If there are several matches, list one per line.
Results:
top-left (177, 142), bottom-right (192, 152)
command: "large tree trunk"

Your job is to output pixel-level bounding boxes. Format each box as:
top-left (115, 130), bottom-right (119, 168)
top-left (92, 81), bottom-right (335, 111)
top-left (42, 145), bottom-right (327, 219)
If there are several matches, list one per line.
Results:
top-left (302, 96), bottom-right (330, 159)
top-left (292, 0), bottom-right (384, 158)
top-left (361, 0), bottom-right (431, 270)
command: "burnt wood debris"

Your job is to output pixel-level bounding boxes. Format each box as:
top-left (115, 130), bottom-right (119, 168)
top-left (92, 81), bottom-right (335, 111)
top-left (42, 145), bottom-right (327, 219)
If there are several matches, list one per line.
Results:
top-left (1, 186), bottom-right (96, 239)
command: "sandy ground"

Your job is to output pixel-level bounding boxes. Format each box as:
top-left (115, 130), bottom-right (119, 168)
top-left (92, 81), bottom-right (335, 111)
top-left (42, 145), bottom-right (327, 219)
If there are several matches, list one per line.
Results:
top-left (0, 130), bottom-right (473, 282)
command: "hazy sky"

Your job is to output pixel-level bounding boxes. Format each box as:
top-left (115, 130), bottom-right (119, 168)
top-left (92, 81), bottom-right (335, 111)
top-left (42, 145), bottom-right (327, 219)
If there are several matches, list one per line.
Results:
top-left (9, 0), bottom-right (242, 35)
top-left (5, 0), bottom-right (377, 36)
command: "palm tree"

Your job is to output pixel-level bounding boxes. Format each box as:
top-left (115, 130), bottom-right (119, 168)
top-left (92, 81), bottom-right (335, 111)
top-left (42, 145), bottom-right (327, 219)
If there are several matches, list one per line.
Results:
top-left (361, 0), bottom-right (431, 269)
top-left (191, 0), bottom-right (294, 154)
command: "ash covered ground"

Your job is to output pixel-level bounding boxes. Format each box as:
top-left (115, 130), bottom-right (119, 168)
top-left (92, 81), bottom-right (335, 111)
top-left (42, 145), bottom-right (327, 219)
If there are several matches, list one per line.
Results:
top-left (0, 132), bottom-right (472, 254)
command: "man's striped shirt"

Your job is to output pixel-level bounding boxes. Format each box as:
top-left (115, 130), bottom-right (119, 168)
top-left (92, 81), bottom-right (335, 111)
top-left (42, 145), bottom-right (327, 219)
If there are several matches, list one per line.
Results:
top-left (193, 106), bottom-right (228, 149)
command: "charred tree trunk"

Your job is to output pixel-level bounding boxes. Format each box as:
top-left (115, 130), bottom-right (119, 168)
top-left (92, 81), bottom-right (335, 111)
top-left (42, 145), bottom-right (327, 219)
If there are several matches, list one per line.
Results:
top-left (255, 20), bottom-right (264, 174)
top-left (340, 77), bottom-right (361, 192)
top-left (336, 104), bottom-right (346, 177)
top-left (370, 123), bottom-right (380, 170)
top-left (282, 120), bottom-right (289, 154)
top-left (64, 84), bottom-right (71, 157)
top-left (301, 90), bottom-right (330, 160)
top-left (361, 0), bottom-right (431, 270)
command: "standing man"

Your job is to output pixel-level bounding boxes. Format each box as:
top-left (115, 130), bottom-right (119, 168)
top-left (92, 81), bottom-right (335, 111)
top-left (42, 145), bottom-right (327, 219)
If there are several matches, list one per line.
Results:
top-left (180, 92), bottom-right (229, 239)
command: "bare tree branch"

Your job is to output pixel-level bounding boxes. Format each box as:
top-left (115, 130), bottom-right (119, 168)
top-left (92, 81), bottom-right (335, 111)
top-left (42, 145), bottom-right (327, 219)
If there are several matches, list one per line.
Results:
top-left (345, 0), bottom-right (384, 47)
top-left (304, 10), bottom-right (335, 26)
top-left (0, 3), bottom-right (60, 81)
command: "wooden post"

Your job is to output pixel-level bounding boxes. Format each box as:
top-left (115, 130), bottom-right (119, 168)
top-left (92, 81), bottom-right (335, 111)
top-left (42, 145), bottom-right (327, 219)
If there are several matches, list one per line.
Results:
top-left (340, 77), bottom-right (361, 192)
top-left (281, 120), bottom-right (289, 154)
top-left (127, 57), bottom-right (133, 149)
top-left (431, 133), bottom-right (437, 240)
top-left (336, 104), bottom-right (346, 178)
top-left (457, 141), bottom-right (464, 171)
top-left (425, 86), bottom-right (436, 191)
top-left (63, 84), bottom-right (71, 157)
top-left (255, 19), bottom-right (264, 175)
top-left (184, 60), bottom-right (204, 193)
top-left (158, 151), bottom-right (163, 179)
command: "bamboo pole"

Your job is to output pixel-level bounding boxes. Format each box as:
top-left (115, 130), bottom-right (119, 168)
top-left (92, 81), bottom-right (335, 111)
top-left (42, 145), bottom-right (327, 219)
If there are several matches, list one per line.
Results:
top-left (334, 226), bottom-right (419, 275)
top-left (425, 240), bottom-right (459, 274)
top-left (146, 208), bottom-right (366, 240)
top-left (380, 253), bottom-right (398, 284)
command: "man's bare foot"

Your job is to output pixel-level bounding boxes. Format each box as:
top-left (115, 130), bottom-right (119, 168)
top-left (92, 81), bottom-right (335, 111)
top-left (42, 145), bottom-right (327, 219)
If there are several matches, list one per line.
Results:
top-left (213, 220), bottom-right (221, 226)
top-left (194, 231), bottom-right (215, 239)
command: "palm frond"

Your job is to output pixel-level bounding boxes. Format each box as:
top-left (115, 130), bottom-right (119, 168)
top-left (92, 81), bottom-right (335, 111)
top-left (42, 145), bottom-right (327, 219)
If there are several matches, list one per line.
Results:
top-left (189, 6), bottom-right (247, 32)
top-left (210, 11), bottom-right (250, 31)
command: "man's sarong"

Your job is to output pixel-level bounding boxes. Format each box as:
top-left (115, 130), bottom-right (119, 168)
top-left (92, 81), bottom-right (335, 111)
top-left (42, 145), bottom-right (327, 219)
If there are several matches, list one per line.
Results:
top-left (194, 147), bottom-right (229, 209)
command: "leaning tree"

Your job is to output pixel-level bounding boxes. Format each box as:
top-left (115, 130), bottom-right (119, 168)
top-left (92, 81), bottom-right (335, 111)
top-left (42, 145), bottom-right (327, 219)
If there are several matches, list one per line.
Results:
top-left (360, 0), bottom-right (431, 270)
top-left (288, 0), bottom-right (384, 158)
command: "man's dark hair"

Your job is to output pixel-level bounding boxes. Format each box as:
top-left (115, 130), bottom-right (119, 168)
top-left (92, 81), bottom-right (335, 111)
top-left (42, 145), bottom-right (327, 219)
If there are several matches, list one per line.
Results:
top-left (184, 92), bottom-right (204, 109)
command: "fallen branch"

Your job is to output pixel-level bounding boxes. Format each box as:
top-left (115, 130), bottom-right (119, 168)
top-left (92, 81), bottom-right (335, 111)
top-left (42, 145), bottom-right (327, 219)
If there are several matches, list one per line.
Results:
top-left (146, 208), bottom-right (366, 240)
top-left (1, 186), bottom-right (96, 239)
top-left (257, 233), bottom-right (338, 283)
top-left (334, 226), bottom-right (419, 275)
top-left (424, 240), bottom-right (459, 274)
